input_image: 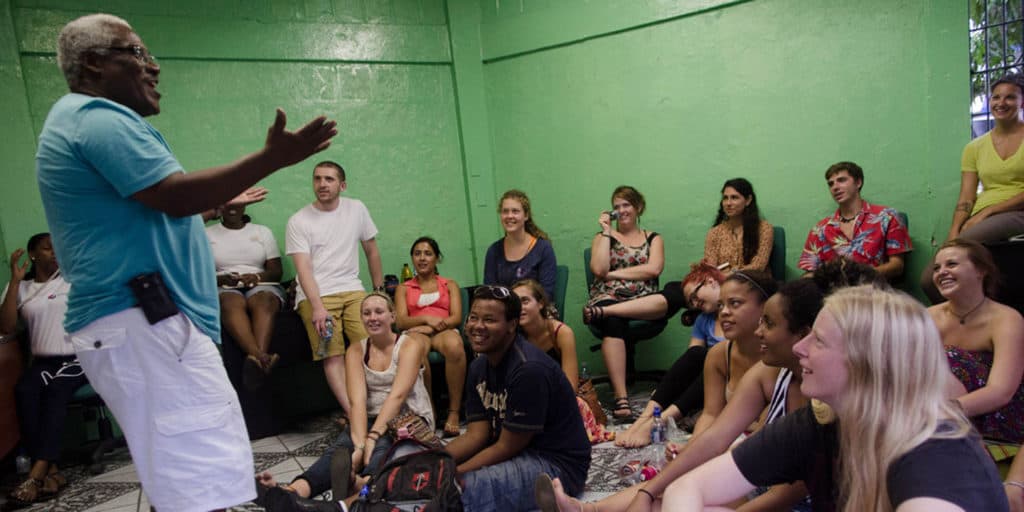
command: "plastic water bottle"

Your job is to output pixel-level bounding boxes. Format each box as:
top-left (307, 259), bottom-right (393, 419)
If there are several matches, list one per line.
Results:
top-left (15, 454), bottom-right (30, 475)
top-left (642, 407), bottom-right (667, 480)
top-left (651, 406), bottom-right (665, 445)
top-left (317, 318), bottom-right (333, 358)
top-left (358, 484), bottom-right (370, 501)
top-left (579, 361), bottom-right (591, 384)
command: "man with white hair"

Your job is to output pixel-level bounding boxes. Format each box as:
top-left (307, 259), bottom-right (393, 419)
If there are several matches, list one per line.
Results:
top-left (35, 13), bottom-right (337, 511)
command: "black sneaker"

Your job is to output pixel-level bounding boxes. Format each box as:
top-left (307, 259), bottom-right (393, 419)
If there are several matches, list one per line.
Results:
top-left (329, 445), bottom-right (353, 501)
top-left (262, 486), bottom-right (341, 512)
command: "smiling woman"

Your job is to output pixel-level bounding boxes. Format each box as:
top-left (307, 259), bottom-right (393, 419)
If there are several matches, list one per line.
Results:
top-left (661, 285), bottom-right (1008, 512)
top-left (928, 238), bottom-right (1024, 443)
top-left (703, 178), bottom-right (774, 272)
top-left (483, 190), bottom-right (557, 298)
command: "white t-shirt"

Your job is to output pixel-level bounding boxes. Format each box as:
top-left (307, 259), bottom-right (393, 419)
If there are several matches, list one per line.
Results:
top-left (206, 222), bottom-right (281, 275)
top-left (2, 274), bottom-right (74, 356)
top-left (286, 197), bottom-right (378, 306)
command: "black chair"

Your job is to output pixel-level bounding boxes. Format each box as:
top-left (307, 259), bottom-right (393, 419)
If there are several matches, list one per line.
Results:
top-left (67, 384), bottom-right (122, 474)
top-left (582, 249), bottom-right (666, 386)
top-left (768, 226), bottom-right (786, 281)
top-left (985, 239), bottom-right (1024, 315)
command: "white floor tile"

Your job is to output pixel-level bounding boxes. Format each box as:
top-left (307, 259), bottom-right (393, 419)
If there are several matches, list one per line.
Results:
top-left (88, 463), bottom-right (140, 483)
top-left (264, 457), bottom-right (305, 486)
top-left (81, 489), bottom-right (140, 512)
top-left (251, 435), bottom-right (289, 453)
top-left (278, 432), bottom-right (325, 452)
top-left (295, 456), bottom-right (320, 471)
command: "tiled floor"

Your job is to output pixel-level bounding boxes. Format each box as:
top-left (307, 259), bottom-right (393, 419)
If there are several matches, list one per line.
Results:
top-left (0, 392), bottom-right (656, 511)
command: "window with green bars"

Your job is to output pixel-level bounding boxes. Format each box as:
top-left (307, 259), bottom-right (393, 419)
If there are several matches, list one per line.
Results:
top-left (971, 0), bottom-right (1024, 136)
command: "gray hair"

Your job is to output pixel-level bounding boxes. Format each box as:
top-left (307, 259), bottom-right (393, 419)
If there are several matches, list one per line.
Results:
top-left (57, 14), bottom-right (132, 89)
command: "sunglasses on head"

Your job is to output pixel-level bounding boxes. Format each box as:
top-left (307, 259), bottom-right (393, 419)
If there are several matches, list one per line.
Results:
top-left (473, 285), bottom-right (512, 300)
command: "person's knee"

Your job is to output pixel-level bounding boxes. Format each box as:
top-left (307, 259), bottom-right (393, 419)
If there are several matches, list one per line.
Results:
top-left (440, 334), bottom-right (465, 362)
top-left (219, 293), bottom-right (245, 311)
top-left (247, 292), bottom-right (280, 312)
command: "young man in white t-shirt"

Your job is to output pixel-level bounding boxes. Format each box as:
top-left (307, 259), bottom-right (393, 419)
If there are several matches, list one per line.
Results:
top-left (286, 161), bottom-right (383, 418)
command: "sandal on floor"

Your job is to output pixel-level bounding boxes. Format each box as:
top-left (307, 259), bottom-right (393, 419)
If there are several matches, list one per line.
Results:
top-left (582, 305), bottom-right (604, 325)
top-left (42, 472), bottom-right (67, 494)
top-left (443, 409), bottom-right (461, 438)
top-left (612, 396), bottom-right (633, 421)
top-left (9, 477), bottom-right (44, 504)
top-left (443, 422), bottom-right (461, 438)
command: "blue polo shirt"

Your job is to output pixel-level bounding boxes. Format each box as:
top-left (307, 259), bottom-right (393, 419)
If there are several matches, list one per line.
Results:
top-left (36, 93), bottom-right (220, 341)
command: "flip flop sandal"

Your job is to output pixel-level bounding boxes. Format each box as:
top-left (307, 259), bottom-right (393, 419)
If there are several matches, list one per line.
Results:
top-left (612, 396), bottom-right (634, 421)
top-left (9, 477), bottom-right (44, 504)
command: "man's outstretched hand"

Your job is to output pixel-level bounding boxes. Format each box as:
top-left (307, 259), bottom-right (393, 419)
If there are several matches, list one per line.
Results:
top-left (264, 109), bottom-right (338, 169)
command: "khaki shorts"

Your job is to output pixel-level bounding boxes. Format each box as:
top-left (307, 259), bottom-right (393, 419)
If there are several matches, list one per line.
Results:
top-left (297, 290), bottom-right (367, 360)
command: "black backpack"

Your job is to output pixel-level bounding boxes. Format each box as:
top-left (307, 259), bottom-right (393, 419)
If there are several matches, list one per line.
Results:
top-left (350, 445), bottom-right (463, 512)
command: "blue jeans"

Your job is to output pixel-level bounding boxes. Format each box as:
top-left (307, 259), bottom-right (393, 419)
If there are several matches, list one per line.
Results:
top-left (461, 451), bottom-right (576, 512)
top-left (296, 426), bottom-right (394, 496)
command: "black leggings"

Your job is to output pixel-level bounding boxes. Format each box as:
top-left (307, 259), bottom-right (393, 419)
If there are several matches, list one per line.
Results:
top-left (15, 355), bottom-right (88, 461)
top-left (649, 345), bottom-right (707, 417)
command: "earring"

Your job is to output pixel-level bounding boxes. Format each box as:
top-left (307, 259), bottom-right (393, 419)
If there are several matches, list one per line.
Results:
top-left (30, 257), bottom-right (36, 261)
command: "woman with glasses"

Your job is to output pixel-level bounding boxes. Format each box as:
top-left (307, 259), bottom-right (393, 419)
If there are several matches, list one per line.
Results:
top-left (615, 261), bottom-right (727, 447)
top-left (395, 236), bottom-right (465, 438)
top-left (661, 285), bottom-right (1006, 512)
top-left (539, 279), bottom-right (823, 512)
top-left (1, 233), bottom-right (85, 504)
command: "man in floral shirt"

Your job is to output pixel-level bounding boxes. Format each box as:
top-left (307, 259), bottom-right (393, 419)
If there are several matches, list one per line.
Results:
top-left (798, 161), bottom-right (912, 280)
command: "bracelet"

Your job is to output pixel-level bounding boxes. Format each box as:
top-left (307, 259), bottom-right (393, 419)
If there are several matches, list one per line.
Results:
top-left (354, 444), bottom-right (365, 451)
top-left (367, 430), bottom-right (382, 441)
top-left (637, 488), bottom-right (655, 501)
top-left (600, 232), bottom-right (613, 239)
top-left (1005, 481), bottom-right (1024, 491)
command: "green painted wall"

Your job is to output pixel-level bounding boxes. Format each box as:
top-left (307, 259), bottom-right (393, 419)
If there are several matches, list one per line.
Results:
top-left (0, 0), bottom-right (476, 287)
top-left (0, 0), bottom-right (967, 375)
top-left (475, 0), bottom-right (967, 371)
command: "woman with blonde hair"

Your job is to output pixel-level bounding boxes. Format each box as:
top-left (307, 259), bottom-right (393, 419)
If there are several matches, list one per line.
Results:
top-left (661, 285), bottom-right (1006, 511)
top-left (484, 189), bottom-right (557, 299)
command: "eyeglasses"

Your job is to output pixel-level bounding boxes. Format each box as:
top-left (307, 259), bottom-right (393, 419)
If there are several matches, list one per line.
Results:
top-left (687, 282), bottom-right (706, 309)
top-left (97, 45), bottom-right (157, 65)
top-left (473, 285), bottom-right (511, 300)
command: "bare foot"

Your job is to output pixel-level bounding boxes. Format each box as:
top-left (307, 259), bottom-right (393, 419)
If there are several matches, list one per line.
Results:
top-left (615, 416), bottom-right (653, 448)
top-left (551, 476), bottom-right (583, 512)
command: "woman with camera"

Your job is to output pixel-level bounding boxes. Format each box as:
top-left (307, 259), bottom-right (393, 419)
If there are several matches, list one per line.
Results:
top-left (586, 185), bottom-right (665, 419)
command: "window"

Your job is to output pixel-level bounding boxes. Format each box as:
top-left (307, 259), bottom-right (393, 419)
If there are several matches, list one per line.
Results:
top-left (970, 0), bottom-right (1024, 136)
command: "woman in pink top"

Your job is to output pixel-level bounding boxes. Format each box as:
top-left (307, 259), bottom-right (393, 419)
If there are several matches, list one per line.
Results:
top-left (395, 236), bottom-right (465, 437)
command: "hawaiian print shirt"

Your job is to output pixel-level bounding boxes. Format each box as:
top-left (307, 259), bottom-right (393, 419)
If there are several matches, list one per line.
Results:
top-left (798, 201), bottom-right (911, 272)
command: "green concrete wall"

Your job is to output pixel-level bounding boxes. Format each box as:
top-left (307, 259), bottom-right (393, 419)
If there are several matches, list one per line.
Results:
top-left (0, 0), bottom-right (967, 375)
top-left (0, 0), bottom-right (476, 287)
top-left (474, 0), bottom-right (967, 371)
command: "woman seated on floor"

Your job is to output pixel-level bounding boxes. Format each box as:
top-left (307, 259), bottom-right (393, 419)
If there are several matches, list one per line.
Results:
top-left (484, 189), bottom-right (558, 299)
top-left (539, 279), bottom-right (825, 512)
top-left (704, 178), bottom-right (774, 273)
top-left (513, 279), bottom-right (613, 444)
top-left (614, 262), bottom-right (727, 447)
top-left (929, 238), bottom-right (1024, 444)
top-left (661, 285), bottom-right (1007, 511)
top-left (619, 270), bottom-right (777, 450)
top-left (206, 203), bottom-right (284, 390)
top-left (256, 293), bottom-right (433, 509)
top-left (2, 233), bottom-right (85, 505)
top-left (586, 185), bottom-right (668, 419)
top-left (395, 236), bottom-right (465, 438)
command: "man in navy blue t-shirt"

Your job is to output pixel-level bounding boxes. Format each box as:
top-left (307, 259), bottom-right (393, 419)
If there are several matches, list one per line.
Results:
top-left (445, 285), bottom-right (591, 511)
